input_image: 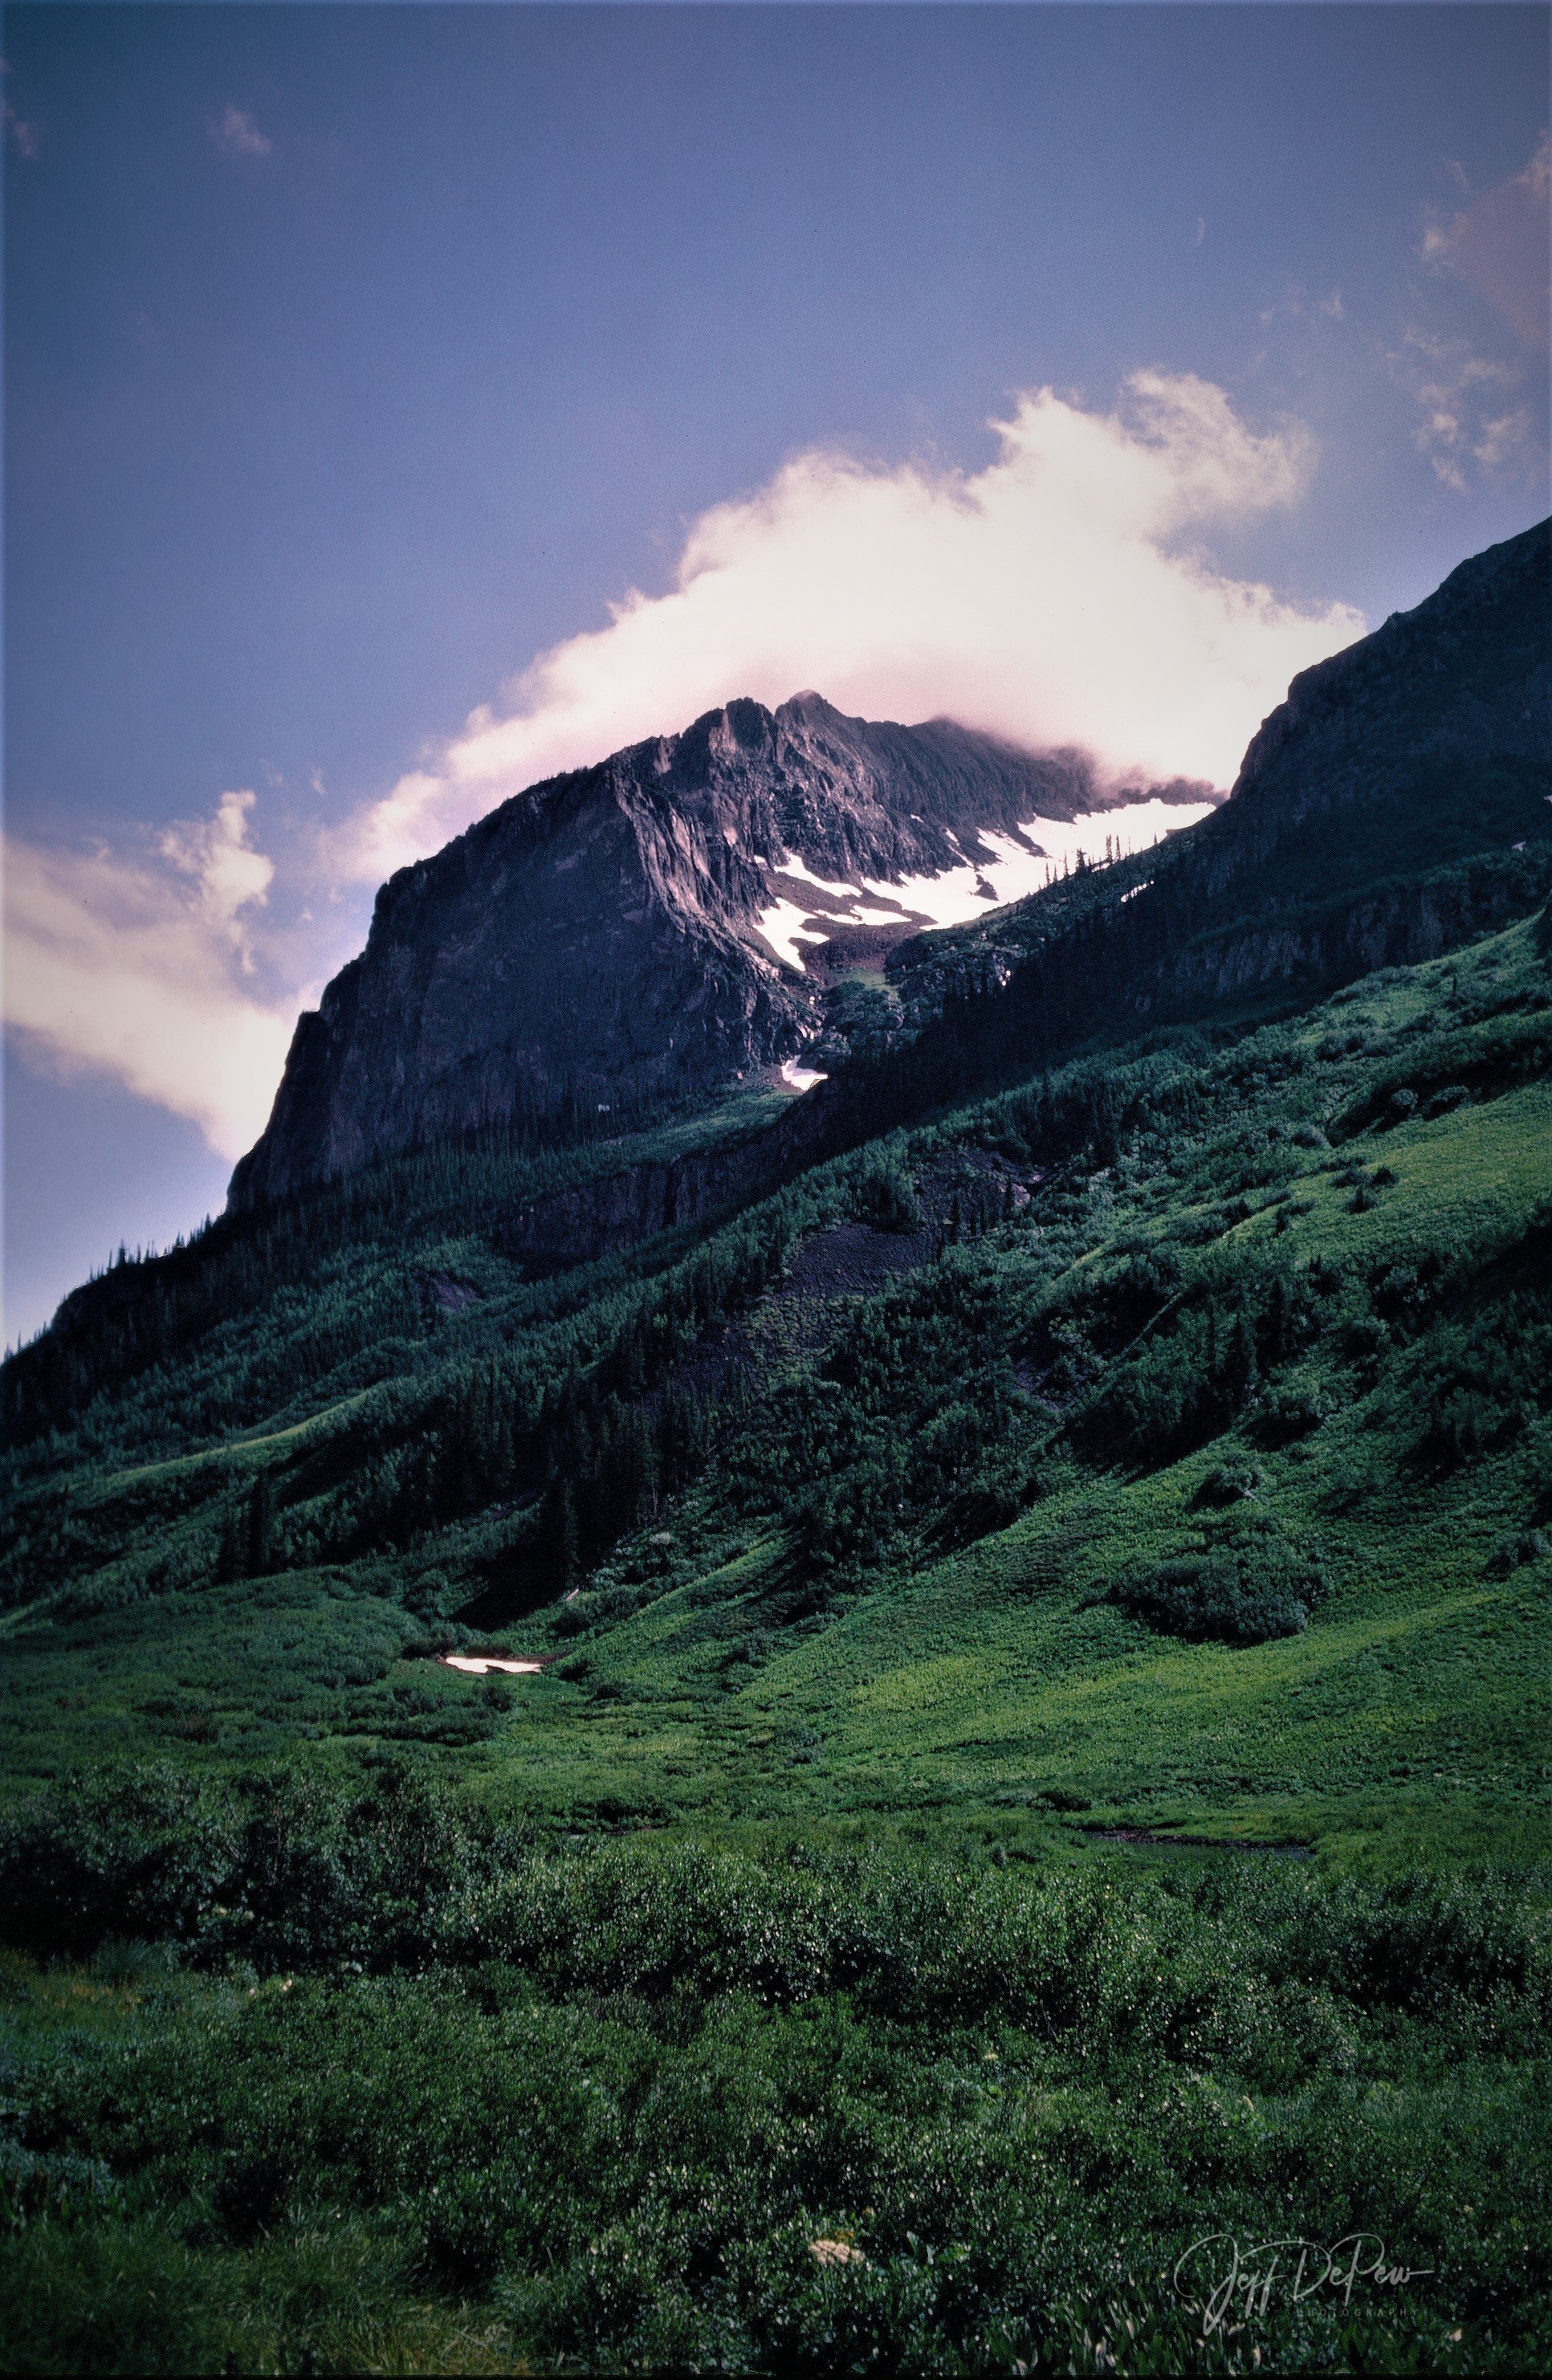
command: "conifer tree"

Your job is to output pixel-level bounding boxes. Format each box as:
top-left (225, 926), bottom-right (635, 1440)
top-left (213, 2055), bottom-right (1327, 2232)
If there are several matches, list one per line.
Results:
top-left (246, 1471), bottom-right (275, 1578)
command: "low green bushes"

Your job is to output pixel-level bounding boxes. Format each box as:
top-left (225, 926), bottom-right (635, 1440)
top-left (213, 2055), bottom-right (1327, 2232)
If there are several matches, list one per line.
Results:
top-left (1, 1769), bottom-right (1543, 2032)
top-left (2, 1807), bottom-right (1549, 2373)
top-left (1103, 1514), bottom-right (1326, 1645)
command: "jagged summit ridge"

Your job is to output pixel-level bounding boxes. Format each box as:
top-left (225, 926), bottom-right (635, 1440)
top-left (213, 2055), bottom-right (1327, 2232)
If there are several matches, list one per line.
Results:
top-left (228, 694), bottom-right (1211, 1210)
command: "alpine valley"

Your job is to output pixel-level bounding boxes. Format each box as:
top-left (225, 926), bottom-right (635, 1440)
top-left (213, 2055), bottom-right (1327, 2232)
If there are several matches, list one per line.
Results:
top-left (3, 519), bottom-right (1551, 2377)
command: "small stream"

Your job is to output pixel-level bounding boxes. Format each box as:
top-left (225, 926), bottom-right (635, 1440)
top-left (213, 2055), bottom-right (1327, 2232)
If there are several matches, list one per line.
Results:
top-left (1082, 1825), bottom-right (1313, 1860)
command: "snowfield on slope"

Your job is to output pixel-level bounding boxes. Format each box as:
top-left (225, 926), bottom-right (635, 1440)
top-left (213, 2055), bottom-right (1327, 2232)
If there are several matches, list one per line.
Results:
top-left (753, 795), bottom-right (1215, 968)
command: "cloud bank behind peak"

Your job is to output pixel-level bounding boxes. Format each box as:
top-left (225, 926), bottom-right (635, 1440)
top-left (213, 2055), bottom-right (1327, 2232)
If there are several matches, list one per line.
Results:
top-left (349, 371), bottom-right (1364, 882)
top-left (4, 371), bottom-right (1364, 1192)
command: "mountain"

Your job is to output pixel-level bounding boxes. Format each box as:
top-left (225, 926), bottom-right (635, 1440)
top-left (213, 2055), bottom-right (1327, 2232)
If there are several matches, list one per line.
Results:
top-left (10, 520), bottom-right (1546, 1414)
top-left (482, 516), bottom-right (1552, 1264)
top-left (870, 515), bottom-right (1552, 1086)
top-left (1142, 510), bottom-right (1552, 972)
top-left (228, 694), bottom-right (1212, 1210)
top-left (232, 521), bottom-right (1548, 1221)
top-left (904, 516), bottom-right (1542, 1009)
top-left (4, 525), bottom-right (1551, 2374)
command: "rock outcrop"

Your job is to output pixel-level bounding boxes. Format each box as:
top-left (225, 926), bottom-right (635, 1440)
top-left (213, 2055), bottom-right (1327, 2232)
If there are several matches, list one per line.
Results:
top-left (1171, 513), bottom-right (1550, 897)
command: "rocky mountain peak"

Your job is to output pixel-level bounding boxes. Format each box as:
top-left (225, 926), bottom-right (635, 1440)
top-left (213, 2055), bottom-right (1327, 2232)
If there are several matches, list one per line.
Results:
top-left (228, 695), bottom-right (1215, 1212)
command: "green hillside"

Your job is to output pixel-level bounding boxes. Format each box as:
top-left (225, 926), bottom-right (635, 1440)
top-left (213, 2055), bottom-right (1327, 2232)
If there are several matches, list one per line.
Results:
top-left (7, 462), bottom-right (1552, 2376)
top-left (3, 901), bottom-right (1550, 2371)
top-left (6, 908), bottom-right (1550, 1862)
top-left (513, 976), bottom-right (1552, 1873)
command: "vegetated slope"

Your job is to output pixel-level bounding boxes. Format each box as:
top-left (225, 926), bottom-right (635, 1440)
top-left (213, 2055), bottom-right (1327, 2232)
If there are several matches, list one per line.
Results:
top-left (3, 922), bottom-right (1552, 2378)
top-left (4, 910), bottom-right (1550, 1869)
top-left (6, 904), bottom-right (1552, 2376)
top-left (3, 524), bottom-right (1546, 1682)
top-left (446, 912), bottom-right (1552, 1870)
top-left (4, 524), bottom-right (1551, 2380)
top-left (1, 1082), bottom-right (800, 1448)
top-left (230, 691), bottom-right (1210, 1209)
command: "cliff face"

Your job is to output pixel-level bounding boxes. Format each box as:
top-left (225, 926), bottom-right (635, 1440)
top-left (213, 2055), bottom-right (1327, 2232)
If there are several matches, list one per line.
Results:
top-left (230, 693), bottom-right (1200, 1209)
top-left (1134, 518), bottom-right (1552, 1013)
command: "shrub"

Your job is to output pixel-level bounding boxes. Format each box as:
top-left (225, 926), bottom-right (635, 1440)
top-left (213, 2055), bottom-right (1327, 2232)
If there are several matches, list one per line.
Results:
top-left (1259, 1386), bottom-right (1328, 1442)
top-left (1192, 1461), bottom-right (1261, 1506)
top-left (1485, 1526), bottom-right (1551, 1577)
top-left (1426, 1385), bottom-right (1530, 1465)
top-left (1105, 1516), bottom-right (1325, 1645)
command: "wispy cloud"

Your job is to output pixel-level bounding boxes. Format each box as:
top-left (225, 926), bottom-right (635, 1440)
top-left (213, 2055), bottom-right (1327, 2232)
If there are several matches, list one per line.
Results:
top-left (346, 371), bottom-right (1362, 881)
top-left (2, 59), bottom-right (39, 158)
top-left (210, 104), bottom-right (273, 161)
top-left (1259, 285), bottom-right (1345, 328)
top-left (1422, 133), bottom-right (1550, 352)
top-left (3, 793), bottom-right (293, 1159)
top-left (1389, 326), bottom-right (1538, 492)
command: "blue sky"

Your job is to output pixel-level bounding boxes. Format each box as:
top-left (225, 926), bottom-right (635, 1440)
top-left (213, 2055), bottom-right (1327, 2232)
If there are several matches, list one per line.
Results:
top-left (5, 2), bottom-right (1549, 1343)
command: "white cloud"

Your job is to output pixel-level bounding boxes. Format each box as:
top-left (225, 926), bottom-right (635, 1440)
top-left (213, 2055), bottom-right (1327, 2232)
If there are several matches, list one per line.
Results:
top-left (1472, 405), bottom-right (1537, 474)
top-left (210, 105), bottom-right (272, 160)
top-left (3, 793), bottom-right (294, 1159)
top-left (347, 372), bottom-right (1362, 879)
top-left (5, 371), bottom-right (1365, 1163)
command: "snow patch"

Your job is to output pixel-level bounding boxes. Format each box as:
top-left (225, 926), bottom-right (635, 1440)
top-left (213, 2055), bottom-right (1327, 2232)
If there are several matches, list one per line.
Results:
top-left (754, 795), bottom-right (1213, 969)
top-left (861, 797), bottom-right (1214, 930)
top-left (441, 1655), bottom-right (546, 1677)
top-left (769, 850), bottom-right (862, 899)
top-left (780, 1057), bottom-right (829, 1093)
top-left (755, 900), bottom-right (832, 969)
